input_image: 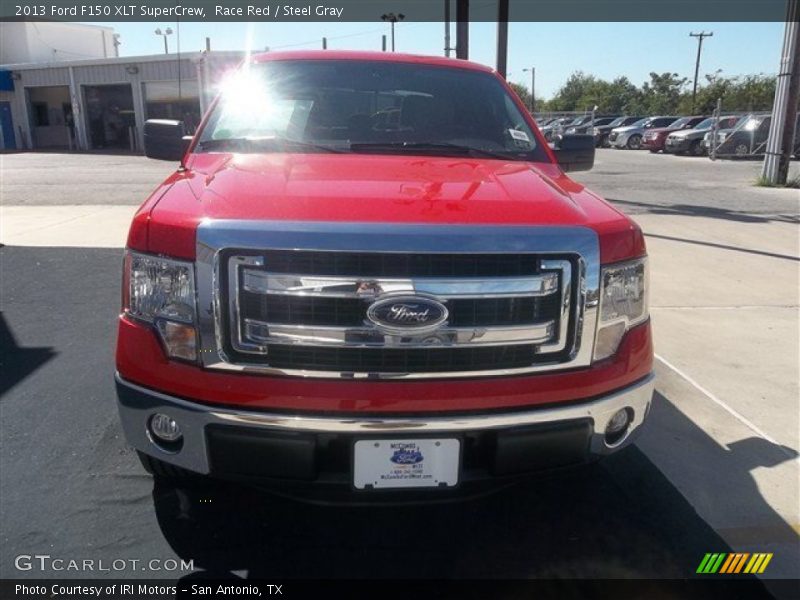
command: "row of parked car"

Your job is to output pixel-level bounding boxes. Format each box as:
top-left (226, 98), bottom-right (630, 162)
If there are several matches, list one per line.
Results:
top-left (537, 113), bottom-right (800, 158)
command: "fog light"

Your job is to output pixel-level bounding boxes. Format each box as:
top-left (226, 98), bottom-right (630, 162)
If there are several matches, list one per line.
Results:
top-left (604, 408), bottom-right (631, 446)
top-left (149, 413), bottom-right (182, 442)
top-left (155, 320), bottom-right (197, 361)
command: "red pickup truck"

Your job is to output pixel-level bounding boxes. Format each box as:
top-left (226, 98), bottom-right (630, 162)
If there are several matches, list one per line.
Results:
top-left (116, 51), bottom-right (653, 497)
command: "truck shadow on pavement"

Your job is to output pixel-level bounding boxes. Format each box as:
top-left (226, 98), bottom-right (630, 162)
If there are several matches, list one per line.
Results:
top-left (607, 197), bottom-right (799, 225)
top-left (147, 392), bottom-right (792, 596)
top-left (0, 313), bottom-right (56, 398)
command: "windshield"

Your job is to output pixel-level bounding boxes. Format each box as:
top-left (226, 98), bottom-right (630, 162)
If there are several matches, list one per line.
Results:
top-left (607, 117), bottom-right (627, 127)
top-left (693, 117), bottom-right (716, 130)
top-left (198, 60), bottom-right (546, 162)
top-left (630, 118), bottom-right (650, 128)
top-left (669, 117), bottom-right (691, 129)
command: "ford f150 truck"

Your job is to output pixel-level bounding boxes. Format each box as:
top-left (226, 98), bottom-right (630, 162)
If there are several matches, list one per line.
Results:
top-left (116, 51), bottom-right (653, 497)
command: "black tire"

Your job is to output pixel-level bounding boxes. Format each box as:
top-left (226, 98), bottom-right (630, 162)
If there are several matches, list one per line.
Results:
top-left (626, 134), bottom-right (642, 150)
top-left (137, 450), bottom-right (203, 481)
top-left (648, 149), bottom-right (659, 153)
top-left (733, 141), bottom-right (750, 157)
top-left (689, 140), bottom-right (704, 156)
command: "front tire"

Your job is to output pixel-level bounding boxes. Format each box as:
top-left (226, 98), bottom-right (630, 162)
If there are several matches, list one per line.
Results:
top-left (689, 140), bottom-right (704, 156)
top-left (626, 134), bottom-right (642, 150)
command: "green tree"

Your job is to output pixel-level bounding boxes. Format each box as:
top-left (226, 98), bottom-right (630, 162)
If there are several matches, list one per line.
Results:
top-left (640, 72), bottom-right (688, 114)
top-left (509, 82), bottom-right (532, 110)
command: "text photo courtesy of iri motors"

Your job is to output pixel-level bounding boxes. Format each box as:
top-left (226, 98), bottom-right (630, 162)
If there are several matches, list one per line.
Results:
top-left (0, 1), bottom-right (798, 599)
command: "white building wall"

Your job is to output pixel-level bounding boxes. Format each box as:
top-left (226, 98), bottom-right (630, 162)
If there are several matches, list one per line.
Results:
top-left (0, 23), bottom-right (117, 65)
top-left (0, 52), bottom-right (242, 151)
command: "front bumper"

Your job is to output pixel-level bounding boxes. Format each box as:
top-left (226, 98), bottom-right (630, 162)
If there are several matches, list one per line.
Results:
top-left (116, 372), bottom-right (655, 487)
top-left (609, 133), bottom-right (630, 148)
top-left (641, 137), bottom-right (665, 151)
top-left (664, 138), bottom-right (691, 152)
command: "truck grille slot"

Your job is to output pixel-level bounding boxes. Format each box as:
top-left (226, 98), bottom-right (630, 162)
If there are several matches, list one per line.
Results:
top-left (260, 250), bottom-right (540, 277)
top-left (239, 292), bottom-right (563, 328)
top-left (260, 345), bottom-right (539, 373)
top-left (218, 250), bottom-right (579, 377)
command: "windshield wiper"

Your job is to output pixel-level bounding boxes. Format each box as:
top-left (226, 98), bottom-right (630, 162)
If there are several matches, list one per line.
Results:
top-left (349, 141), bottom-right (518, 160)
top-left (196, 136), bottom-right (347, 154)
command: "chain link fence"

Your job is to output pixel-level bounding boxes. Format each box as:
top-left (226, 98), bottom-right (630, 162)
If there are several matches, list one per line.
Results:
top-left (707, 100), bottom-right (800, 160)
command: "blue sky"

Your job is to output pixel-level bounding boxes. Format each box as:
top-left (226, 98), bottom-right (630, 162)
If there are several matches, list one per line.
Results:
top-left (91, 21), bottom-right (784, 99)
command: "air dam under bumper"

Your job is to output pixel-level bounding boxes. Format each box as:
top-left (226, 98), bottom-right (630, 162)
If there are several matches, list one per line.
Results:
top-left (116, 373), bottom-right (654, 484)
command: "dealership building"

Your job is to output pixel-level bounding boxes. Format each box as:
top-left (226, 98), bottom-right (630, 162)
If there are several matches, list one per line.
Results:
top-left (0, 23), bottom-right (243, 152)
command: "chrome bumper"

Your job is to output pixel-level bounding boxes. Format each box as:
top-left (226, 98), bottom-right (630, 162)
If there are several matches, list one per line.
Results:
top-left (116, 373), bottom-right (654, 476)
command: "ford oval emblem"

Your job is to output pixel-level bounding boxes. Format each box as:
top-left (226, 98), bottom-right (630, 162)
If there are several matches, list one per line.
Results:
top-left (366, 296), bottom-right (448, 333)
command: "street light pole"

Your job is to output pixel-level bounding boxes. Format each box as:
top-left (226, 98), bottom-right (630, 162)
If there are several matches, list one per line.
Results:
top-left (381, 12), bottom-right (405, 52)
top-left (154, 27), bottom-right (173, 54)
top-left (689, 31), bottom-right (713, 113)
top-left (523, 67), bottom-right (535, 113)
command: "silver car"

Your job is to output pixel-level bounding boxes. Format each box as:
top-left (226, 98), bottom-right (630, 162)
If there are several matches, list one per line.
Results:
top-left (608, 116), bottom-right (680, 149)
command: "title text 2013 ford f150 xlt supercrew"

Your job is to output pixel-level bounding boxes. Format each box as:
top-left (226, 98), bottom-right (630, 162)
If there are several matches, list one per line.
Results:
top-left (116, 51), bottom-right (653, 497)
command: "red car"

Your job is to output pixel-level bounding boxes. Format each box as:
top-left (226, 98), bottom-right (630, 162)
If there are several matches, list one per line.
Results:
top-left (642, 116), bottom-right (707, 153)
top-left (117, 51), bottom-right (653, 498)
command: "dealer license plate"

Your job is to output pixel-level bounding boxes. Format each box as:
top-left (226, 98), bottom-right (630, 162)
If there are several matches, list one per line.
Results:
top-left (353, 439), bottom-right (460, 490)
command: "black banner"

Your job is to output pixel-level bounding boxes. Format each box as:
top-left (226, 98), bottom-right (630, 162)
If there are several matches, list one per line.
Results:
top-left (0, 0), bottom-right (795, 23)
top-left (2, 578), bottom-right (794, 600)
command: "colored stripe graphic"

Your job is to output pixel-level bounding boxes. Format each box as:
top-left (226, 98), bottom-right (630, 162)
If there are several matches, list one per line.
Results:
top-left (758, 554), bottom-right (773, 573)
top-left (697, 554), bottom-right (713, 573)
top-left (719, 554), bottom-right (736, 573)
top-left (699, 552), bottom-right (773, 575)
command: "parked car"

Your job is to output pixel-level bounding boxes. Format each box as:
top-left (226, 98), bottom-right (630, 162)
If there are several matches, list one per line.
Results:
top-left (609, 116), bottom-right (680, 149)
top-left (561, 114), bottom-right (594, 134)
top-left (593, 116), bottom-right (642, 147)
top-left (664, 115), bottom-right (741, 156)
top-left (566, 116), bottom-right (619, 136)
top-left (641, 116), bottom-right (707, 153)
top-left (708, 113), bottom-right (800, 157)
top-left (120, 51), bottom-right (654, 498)
top-left (540, 117), bottom-right (573, 141)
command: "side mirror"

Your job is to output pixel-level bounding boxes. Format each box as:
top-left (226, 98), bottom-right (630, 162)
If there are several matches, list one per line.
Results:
top-left (552, 134), bottom-right (595, 172)
top-left (143, 119), bottom-right (192, 162)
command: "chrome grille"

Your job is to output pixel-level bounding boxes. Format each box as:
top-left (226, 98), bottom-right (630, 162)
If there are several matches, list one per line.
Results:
top-left (196, 221), bottom-right (600, 379)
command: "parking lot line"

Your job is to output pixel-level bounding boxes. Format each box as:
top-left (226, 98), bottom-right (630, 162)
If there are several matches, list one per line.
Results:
top-left (655, 353), bottom-right (786, 453)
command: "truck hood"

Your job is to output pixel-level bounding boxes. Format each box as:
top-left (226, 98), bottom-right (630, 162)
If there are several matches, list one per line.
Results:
top-left (175, 152), bottom-right (608, 225)
top-left (139, 152), bottom-right (642, 263)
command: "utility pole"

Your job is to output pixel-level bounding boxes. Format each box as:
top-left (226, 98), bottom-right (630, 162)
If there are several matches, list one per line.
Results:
top-left (381, 12), bottom-right (404, 52)
top-left (381, 35), bottom-right (387, 52)
top-left (455, 0), bottom-right (469, 59)
top-left (689, 31), bottom-right (713, 113)
top-left (496, 0), bottom-right (508, 77)
top-left (523, 67), bottom-right (535, 113)
top-left (762, 0), bottom-right (800, 185)
top-left (322, 37), bottom-right (327, 49)
top-left (444, 0), bottom-right (451, 57)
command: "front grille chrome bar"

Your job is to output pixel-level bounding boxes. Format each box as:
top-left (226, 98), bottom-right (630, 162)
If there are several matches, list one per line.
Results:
top-left (243, 271), bottom-right (560, 299)
top-left (195, 221), bottom-right (600, 379)
top-left (244, 318), bottom-right (556, 349)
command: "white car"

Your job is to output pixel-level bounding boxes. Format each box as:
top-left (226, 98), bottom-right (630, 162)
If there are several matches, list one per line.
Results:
top-left (608, 116), bottom-right (680, 149)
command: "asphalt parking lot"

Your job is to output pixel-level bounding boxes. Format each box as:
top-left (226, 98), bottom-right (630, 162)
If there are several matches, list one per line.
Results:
top-left (1, 149), bottom-right (798, 594)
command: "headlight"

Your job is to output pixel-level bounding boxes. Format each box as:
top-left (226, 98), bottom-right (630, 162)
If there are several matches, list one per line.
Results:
top-left (593, 127), bottom-right (601, 135)
top-left (593, 257), bottom-right (648, 361)
top-left (124, 251), bottom-right (198, 361)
